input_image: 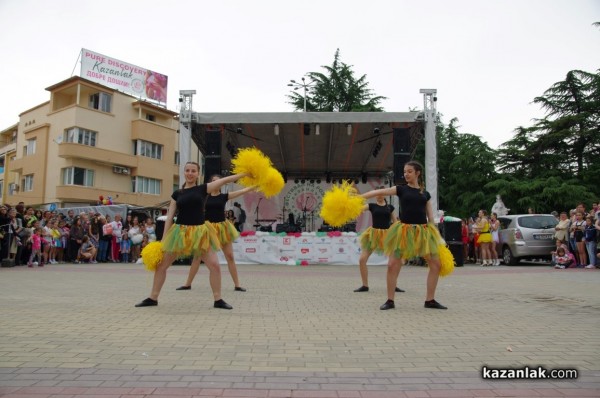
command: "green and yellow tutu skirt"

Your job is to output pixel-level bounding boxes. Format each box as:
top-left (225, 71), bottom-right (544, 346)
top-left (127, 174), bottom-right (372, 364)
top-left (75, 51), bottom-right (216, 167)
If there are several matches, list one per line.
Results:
top-left (160, 223), bottom-right (220, 257)
top-left (360, 227), bottom-right (388, 254)
top-left (209, 220), bottom-right (239, 246)
top-left (384, 222), bottom-right (445, 259)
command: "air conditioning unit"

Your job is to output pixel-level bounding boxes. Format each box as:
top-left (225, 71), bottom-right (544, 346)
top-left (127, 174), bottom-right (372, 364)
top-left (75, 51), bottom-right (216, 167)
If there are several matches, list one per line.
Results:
top-left (112, 166), bottom-right (130, 175)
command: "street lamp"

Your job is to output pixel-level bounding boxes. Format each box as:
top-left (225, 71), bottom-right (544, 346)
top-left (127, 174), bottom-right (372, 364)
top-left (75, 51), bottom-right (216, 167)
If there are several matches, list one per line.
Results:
top-left (287, 76), bottom-right (315, 112)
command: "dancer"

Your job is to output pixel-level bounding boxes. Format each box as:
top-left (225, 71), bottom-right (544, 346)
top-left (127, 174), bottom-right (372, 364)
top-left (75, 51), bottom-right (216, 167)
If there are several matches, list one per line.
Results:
top-left (475, 210), bottom-right (493, 266)
top-left (176, 174), bottom-right (255, 292)
top-left (135, 162), bottom-right (248, 309)
top-left (354, 188), bottom-right (405, 293)
top-left (361, 160), bottom-right (448, 310)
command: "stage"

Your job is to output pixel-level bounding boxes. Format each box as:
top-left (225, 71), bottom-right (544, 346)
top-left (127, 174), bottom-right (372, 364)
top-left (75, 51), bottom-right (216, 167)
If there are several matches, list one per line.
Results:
top-left (216, 231), bottom-right (388, 266)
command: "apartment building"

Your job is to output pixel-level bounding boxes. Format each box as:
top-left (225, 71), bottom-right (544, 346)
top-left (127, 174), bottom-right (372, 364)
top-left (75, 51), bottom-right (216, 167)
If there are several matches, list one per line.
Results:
top-left (2, 76), bottom-right (189, 208)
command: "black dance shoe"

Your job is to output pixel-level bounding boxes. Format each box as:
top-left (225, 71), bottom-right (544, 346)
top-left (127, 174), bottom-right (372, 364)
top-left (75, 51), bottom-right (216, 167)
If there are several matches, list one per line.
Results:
top-left (176, 285), bottom-right (191, 290)
top-left (424, 299), bottom-right (447, 310)
top-left (354, 286), bottom-right (369, 292)
top-left (379, 299), bottom-right (395, 310)
top-left (395, 287), bottom-right (405, 293)
top-left (135, 298), bottom-right (158, 307)
top-left (214, 299), bottom-right (233, 310)
top-left (234, 286), bottom-right (247, 292)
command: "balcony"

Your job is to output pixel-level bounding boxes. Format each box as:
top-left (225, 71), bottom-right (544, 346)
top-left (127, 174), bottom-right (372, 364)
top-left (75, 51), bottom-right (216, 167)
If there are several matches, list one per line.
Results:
top-left (58, 143), bottom-right (137, 167)
top-left (131, 119), bottom-right (176, 145)
top-left (56, 185), bottom-right (167, 207)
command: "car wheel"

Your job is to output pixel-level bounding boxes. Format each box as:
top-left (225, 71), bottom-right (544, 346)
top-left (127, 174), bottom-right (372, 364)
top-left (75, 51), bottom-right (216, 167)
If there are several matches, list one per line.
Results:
top-left (502, 246), bottom-right (519, 265)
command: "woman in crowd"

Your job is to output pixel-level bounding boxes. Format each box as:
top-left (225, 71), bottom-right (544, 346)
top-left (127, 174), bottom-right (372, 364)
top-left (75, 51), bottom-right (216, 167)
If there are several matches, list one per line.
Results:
top-left (110, 215), bottom-right (123, 262)
top-left (143, 217), bottom-right (157, 242)
top-left (353, 187), bottom-right (404, 294)
top-left (128, 216), bottom-right (143, 263)
top-left (176, 174), bottom-right (255, 292)
top-left (361, 160), bottom-right (448, 310)
top-left (135, 162), bottom-right (249, 309)
top-left (69, 217), bottom-right (84, 263)
top-left (570, 211), bottom-right (587, 267)
top-left (489, 212), bottom-right (500, 266)
top-left (475, 210), bottom-right (493, 266)
top-left (97, 216), bottom-right (112, 263)
top-left (583, 215), bottom-right (597, 269)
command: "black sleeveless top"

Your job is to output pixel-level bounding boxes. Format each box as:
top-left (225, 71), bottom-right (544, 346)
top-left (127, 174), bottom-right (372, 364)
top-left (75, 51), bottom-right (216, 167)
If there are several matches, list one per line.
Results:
top-left (396, 185), bottom-right (431, 224)
top-left (369, 203), bottom-right (395, 229)
top-left (205, 193), bottom-right (229, 223)
top-left (171, 184), bottom-right (208, 225)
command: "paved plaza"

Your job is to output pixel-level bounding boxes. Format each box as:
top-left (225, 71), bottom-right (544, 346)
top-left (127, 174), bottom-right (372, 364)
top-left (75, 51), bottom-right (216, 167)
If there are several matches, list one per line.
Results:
top-left (0, 261), bottom-right (599, 397)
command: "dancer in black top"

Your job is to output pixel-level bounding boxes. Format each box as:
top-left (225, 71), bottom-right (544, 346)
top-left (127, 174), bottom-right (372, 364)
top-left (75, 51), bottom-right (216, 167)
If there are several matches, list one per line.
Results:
top-left (354, 189), bottom-right (405, 293)
top-left (362, 161), bottom-right (448, 310)
top-left (135, 162), bottom-right (248, 309)
top-left (176, 174), bottom-right (255, 292)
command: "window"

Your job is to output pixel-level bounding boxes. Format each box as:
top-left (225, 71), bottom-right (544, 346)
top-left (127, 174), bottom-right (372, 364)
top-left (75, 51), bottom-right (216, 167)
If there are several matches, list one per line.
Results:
top-left (0, 180), bottom-right (3, 198)
top-left (0, 156), bottom-right (4, 174)
top-left (174, 151), bottom-right (180, 165)
top-left (89, 92), bottom-right (112, 112)
top-left (146, 113), bottom-right (156, 122)
top-left (8, 183), bottom-right (17, 195)
top-left (133, 176), bottom-right (161, 195)
top-left (23, 175), bottom-right (33, 192)
top-left (64, 127), bottom-right (97, 146)
top-left (135, 140), bottom-right (163, 160)
top-left (62, 167), bottom-right (94, 187)
top-left (25, 139), bottom-right (36, 155)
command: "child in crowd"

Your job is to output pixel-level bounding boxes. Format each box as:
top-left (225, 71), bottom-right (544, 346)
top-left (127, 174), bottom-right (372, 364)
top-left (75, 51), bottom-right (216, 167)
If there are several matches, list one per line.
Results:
top-left (78, 236), bottom-right (96, 263)
top-left (120, 228), bottom-right (131, 263)
top-left (554, 247), bottom-right (571, 269)
top-left (51, 222), bottom-right (62, 264)
top-left (27, 227), bottom-right (43, 267)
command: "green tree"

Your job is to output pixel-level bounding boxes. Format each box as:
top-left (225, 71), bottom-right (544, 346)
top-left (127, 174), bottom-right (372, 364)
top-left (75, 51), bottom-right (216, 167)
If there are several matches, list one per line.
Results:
top-left (287, 49), bottom-right (386, 112)
top-left (494, 69), bottom-right (600, 210)
top-left (415, 117), bottom-right (498, 218)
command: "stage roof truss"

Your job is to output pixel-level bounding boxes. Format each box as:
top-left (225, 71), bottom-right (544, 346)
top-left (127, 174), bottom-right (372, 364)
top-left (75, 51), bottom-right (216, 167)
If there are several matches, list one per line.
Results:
top-left (190, 112), bottom-right (424, 179)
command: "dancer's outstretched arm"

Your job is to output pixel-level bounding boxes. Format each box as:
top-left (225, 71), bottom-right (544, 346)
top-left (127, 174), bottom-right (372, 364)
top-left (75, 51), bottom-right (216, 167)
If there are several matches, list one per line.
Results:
top-left (162, 200), bottom-right (177, 238)
top-left (206, 173), bottom-right (248, 193)
top-left (227, 186), bottom-right (257, 200)
top-left (362, 186), bottom-right (396, 200)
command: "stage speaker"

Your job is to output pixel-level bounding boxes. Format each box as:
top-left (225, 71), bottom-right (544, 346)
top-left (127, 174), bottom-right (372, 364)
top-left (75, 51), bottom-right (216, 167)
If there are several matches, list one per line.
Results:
top-left (447, 242), bottom-right (464, 267)
top-left (204, 129), bottom-right (222, 183)
top-left (205, 129), bottom-right (221, 156)
top-left (442, 221), bottom-right (462, 242)
top-left (393, 127), bottom-right (411, 154)
top-left (204, 158), bottom-right (221, 183)
top-left (393, 154), bottom-right (410, 185)
top-left (393, 128), bottom-right (411, 185)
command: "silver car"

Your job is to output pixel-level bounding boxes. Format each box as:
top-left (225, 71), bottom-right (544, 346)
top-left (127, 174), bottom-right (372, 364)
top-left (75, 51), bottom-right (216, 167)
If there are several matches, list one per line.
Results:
top-left (497, 214), bottom-right (558, 265)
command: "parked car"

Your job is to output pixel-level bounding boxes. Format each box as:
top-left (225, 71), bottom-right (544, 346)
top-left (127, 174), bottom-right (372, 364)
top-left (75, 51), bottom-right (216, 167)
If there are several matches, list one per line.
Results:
top-left (497, 214), bottom-right (558, 265)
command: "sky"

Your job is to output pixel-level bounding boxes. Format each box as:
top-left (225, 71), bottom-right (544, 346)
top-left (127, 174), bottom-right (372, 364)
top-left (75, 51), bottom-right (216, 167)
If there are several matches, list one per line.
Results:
top-left (0, 0), bottom-right (598, 149)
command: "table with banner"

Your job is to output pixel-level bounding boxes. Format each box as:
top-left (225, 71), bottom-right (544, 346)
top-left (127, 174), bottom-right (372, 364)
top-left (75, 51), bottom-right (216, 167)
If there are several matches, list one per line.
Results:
top-left (216, 231), bottom-right (388, 266)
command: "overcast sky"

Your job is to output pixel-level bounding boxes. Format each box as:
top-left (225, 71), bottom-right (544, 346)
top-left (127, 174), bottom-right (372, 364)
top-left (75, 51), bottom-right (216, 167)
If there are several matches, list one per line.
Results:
top-left (1, 0), bottom-right (598, 148)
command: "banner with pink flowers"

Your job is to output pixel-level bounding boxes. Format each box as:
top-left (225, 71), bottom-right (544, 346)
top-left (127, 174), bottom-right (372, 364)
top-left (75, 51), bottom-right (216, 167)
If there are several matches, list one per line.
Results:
top-left (80, 48), bottom-right (168, 103)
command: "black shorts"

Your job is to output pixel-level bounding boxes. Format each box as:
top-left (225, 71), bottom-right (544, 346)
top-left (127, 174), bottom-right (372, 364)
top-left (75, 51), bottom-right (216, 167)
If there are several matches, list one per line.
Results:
top-left (574, 230), bottom-right (584, 242)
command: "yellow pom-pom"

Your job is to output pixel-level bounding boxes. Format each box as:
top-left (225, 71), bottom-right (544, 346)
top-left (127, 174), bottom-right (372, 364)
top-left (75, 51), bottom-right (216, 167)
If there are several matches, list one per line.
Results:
top-left (259, 167), bottom-right (285, 198)
top-left (319, 180), bottom-right (365, 227)
top-left (438, 245), bottom-right (455, 277)
top-left (141, 241), bottom-right (163, 272)
top-left (231, 147), bottom-right (272, 187)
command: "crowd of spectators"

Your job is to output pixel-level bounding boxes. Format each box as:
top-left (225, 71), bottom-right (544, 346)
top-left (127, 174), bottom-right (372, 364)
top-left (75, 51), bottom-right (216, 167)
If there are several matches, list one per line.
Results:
top-left (459, 202), bottom-right (599, 268)
top-left (0, 202), bottom-right (157, 267)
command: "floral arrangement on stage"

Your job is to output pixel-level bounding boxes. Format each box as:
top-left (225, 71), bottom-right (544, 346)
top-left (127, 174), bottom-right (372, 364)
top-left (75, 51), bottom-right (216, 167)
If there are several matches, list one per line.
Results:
top-left (140, 241), bottom-right (163, 272)
top-left (319, 180), bottom-right (365, 227)
top-left (231, 147), bottom-right (284, 197)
